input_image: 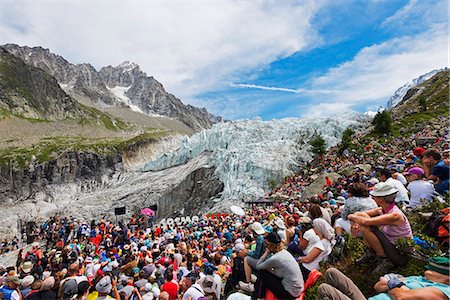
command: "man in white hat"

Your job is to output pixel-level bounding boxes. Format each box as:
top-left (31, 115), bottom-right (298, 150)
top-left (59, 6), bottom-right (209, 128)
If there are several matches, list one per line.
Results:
top-left (272, 217), bottom-right (287, 245)
top-left (348, 182), bottom-right (413, 275)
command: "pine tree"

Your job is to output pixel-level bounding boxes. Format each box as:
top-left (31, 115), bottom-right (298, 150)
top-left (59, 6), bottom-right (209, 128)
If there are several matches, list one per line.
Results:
top-left (309, 134), bottom-right (326, 155)
top-left (372, 110), bottom-right (392, 134)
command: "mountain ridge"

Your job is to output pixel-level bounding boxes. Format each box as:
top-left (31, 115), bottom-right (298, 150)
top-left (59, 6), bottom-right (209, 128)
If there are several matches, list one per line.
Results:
top-left (3, 44), bottom-right (221, 131)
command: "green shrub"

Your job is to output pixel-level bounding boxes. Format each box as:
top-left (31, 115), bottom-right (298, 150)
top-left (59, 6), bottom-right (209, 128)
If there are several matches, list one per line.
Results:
top-left (309, 134), bottom-right (326, 155)
top-left (372, 110), bottom-right (392, 135)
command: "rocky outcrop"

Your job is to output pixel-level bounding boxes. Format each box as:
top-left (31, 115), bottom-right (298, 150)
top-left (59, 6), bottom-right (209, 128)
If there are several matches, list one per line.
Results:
top-left (3, 44), bottom-right (221, 131)
top-left (157, 162), bottom-right (224, 218)
top-left (0, 48), bottom-right (85, 120)
top-left (0, 151), bottom-right (122, 202)
top-left (0, 151), bottom-right (224, 239)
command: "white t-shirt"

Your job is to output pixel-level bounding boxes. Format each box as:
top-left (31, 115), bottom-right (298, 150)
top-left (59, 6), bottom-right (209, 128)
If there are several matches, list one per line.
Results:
top-left (276, 228), bottom-right (287, 242)
top-left (386, 178), bottom-right (409, 204)
top-left (302, 239), bottom-right (332, 271)
top-left (10, 290), bottom-right (20, 300)
top-left (182, 284), bottom-right (205, 300)
top-left (407, 180), bottom-right (436, 208)
top-left (303, 229), bottom-right (320, 255)
top-left (395, 173), bottom-right (408, 186)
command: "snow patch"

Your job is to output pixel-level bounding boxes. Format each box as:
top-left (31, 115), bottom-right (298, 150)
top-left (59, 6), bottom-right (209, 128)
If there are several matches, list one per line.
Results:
top-left (107, 85), bottom-right (143, 113)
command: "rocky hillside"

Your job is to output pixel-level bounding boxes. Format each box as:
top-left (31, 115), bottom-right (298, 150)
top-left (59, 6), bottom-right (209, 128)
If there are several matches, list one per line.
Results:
top-left (389, 69), bottom-right (449, 135)
top-left (386, 69), bottom-right (441, 109)
top-left (0, 48), bottom-right (84, 120)
top-left (3, 44), bottom-right (221, 131)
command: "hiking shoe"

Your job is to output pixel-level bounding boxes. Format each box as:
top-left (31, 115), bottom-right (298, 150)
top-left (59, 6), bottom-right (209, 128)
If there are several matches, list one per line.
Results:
top-left (250, 274), bottom-right (257, 283)
top-left (372, 257), bottom-right (394, 276)
top-left (336, 235), bottom-right (345, 246)
top-left (355, 249), bottom-right (376, 265)
top-left (239, 281), bottom-right (255, 293)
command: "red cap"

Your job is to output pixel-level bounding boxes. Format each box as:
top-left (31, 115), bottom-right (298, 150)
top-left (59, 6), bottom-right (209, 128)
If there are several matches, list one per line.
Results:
top-left (413, 147), bottom-right (426, 156)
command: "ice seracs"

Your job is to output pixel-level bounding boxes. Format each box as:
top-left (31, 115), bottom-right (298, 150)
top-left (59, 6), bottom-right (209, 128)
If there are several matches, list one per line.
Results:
top-left (141, 112), bottom-right (368, 201)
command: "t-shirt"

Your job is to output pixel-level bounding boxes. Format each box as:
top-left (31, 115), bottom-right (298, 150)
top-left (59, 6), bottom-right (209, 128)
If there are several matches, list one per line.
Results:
top-left (369, 276), bottom-right (450, 299)
top-left (386, 178), bottom-right (410, 204)
top-left (395, 173), bottom-right (407, 186)
top-left (256, 249), bottom-right (304, 297)
top-left (407, 180), bottom-right (436, 208)
top-left (302, 239), bottom-right (332, 271)
top-left (182, 284), bottom-right (205, 300)
top-left (10, 290), bottom-right (20, 300)
top-left (303, 229), bottom-right (320, 255)
top-left (161, 281), bottom-right (178, 300)
top-left (432, 161), bottom-right (449, 181)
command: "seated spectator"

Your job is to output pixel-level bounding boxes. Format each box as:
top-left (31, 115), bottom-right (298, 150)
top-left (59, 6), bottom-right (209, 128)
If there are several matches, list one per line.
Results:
top-left (377, 169), bottom-right (410, 205)
top-left (224, 243), bottom-right (246, 295)
top-left (199, 262), bottom-right (221, 300)
top-left (307, 203), bottom-right (332, 224)
top-left (287, 217), bottom-right (319, 258)
top-left (318, 256), bottom-right (450, 300)
top-left (335, 183), bottom-right (378, 239)
top-left (298, 218), bottom-right (335, 279)
top-left (240, 222), bottom-right (266, 293)
top-left (404, 167), bottom-right (436, 208)
top-left (254, 232), bottom-right (304, 300)
top-left (284, 215), bottom-right (297, 245)
top-left (272, 218), bottom-right (287, 244)
top-left (348, 182), bottom-right (413, 275)
top-left (423, 148), bottom-right (449, 195)
top-left (181, 272), bottom-right (203, 300)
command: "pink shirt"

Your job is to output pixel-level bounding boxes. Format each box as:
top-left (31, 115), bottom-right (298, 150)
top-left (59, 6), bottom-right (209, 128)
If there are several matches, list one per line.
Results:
top-left (382, 204), bottom-right (413, 243)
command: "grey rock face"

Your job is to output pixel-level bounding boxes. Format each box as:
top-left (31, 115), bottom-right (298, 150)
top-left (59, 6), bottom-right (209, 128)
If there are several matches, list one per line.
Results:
top-left (0, 48), bottom-right (85, 120)
top-left (3, 44), bottom-right (221, 131)
top-left (0, 151), bottom-right (122, 203)
top-left (0, 152), bottom-right (224, 239)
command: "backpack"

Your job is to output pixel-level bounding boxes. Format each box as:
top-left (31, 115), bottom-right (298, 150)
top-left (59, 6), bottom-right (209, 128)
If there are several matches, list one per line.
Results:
top-left (424, 208), bottom-right (450, 243)
top-left (25, 251), bottom-right (38, 264)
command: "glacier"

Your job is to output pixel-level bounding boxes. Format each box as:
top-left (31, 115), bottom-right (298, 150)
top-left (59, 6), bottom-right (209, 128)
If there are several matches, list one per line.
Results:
top-left (141, 112), bottom-right (369, 202)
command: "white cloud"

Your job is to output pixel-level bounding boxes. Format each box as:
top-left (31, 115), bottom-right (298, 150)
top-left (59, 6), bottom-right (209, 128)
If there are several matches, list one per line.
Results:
top-left (231, 83), bottom-right (300, 93)
top-left (380, 0), bottom-right (447, 30)
top-left (0, 1), bottom-right (322, 102)
top-left (309, 25), bottom-right (448, 105)
top-left (231, 83), bottom-right (336, 94)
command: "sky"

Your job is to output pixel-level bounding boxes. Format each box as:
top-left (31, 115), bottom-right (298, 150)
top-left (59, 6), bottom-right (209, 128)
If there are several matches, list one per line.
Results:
top-left (0, 0), bottom-right (448, 120)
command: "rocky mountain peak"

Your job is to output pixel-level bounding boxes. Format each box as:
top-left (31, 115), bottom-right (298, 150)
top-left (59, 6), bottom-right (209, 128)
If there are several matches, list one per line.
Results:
top-left (2, 44), bottom-right (221, 131)
top-left (117, 61), bottom-right (140, 72)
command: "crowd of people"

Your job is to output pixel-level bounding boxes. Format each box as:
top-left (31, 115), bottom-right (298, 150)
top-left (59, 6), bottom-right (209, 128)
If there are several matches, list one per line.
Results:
top-left (0, 125), bottom-right (449, 299)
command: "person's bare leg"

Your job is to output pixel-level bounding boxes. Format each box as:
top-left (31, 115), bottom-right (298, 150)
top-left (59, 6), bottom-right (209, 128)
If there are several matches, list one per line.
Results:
top-left (359, 225), bottom-right (385, 256)
top-left (243, 257), bottom-right (252, 282)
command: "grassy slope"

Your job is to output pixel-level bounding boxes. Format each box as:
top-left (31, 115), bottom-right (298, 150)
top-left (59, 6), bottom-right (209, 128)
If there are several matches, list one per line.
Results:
top-left (304, 71), bottom-right (449, 299)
